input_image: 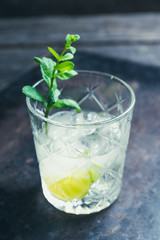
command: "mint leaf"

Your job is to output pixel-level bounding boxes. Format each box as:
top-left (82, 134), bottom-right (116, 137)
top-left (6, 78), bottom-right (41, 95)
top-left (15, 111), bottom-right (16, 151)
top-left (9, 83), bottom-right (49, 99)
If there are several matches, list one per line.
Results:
top-left (65, 34), bottom-right (71, 43)
top-left (60, 53), bottom-right (73, 61)
top-left (48, 89), bottom-right (60, 107)
top-left (65, 35), bottom-right (80, 50)
top-left (52, 78), bottom-right (57, 90)
top-left (56, 61), bottom-right (74, 72)
top-left (22, 85), bottom-right (44, 102)
top-left (53, 99), bottom-right (81, 112)
top-left (72, 34), bottom-right (80, 41)
top-left (34, 57), bottom-right (41, 63)
top-left (69, 46), bottom-right (76, 54)
top-left (56, 70), bottom-right (78, 80)
top-left (40, 57), bottom-right (55, 87)
top-left (48, 47), bottom-right (60, 61)
top-left (65, 34), bottom-right (80, 43)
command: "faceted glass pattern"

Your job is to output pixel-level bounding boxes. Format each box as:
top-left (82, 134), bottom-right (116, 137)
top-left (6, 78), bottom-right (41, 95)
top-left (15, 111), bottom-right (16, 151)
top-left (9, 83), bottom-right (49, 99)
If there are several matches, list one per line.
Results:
top-left (27, 71), bottom-right (135, 214)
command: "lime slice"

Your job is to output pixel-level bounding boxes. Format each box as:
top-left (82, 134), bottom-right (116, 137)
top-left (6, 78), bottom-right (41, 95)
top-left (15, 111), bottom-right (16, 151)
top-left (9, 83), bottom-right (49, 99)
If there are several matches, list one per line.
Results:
top-left (89, 168), bottom-right (99, 183)
top-left (44, 164), bottom-right (102, 201)
top-left (44, 169), bottom-right (90, 201)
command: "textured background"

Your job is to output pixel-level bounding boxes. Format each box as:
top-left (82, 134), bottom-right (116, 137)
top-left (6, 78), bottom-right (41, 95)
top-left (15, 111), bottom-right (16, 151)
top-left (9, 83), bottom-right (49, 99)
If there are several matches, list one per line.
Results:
top-left (1, 0), bottom-right (160, 17)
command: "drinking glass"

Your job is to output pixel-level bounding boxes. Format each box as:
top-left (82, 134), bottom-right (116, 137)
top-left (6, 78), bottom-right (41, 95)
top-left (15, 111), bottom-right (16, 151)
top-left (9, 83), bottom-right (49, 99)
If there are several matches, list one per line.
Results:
top-left (26, 71), bottom-right (135, 214)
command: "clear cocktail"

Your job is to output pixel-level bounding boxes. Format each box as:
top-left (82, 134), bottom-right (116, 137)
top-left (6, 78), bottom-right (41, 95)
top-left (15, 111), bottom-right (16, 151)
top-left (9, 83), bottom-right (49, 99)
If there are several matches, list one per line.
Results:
top-left (27, 71), bottom-right (135, 214)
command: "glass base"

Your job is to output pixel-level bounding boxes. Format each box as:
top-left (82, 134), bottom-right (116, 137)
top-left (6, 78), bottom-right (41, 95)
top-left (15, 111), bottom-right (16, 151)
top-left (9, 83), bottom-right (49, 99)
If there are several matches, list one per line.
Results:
top-left (41, 179), bottom-right (122, 215)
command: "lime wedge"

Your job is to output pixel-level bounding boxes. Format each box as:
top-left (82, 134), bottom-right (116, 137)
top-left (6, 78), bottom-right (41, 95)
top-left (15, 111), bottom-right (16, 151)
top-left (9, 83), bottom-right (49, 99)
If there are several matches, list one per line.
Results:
top-left (44, 164), bottom-right (102, 201)
top-left (44, 169), bottom-right (90, 201)
top-left (89, 168), bottom-right (99, 183)
top-left (89, 164), bottom-right (102, 184)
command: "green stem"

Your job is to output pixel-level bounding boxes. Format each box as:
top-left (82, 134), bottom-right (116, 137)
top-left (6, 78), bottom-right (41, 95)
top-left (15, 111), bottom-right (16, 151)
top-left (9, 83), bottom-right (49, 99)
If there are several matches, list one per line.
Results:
top-left (44, 105), bottom-right (50, 134)
top-left (44, 46), bottom-right (67, 134)
top-left (50, 46), bottom-right (67, 91)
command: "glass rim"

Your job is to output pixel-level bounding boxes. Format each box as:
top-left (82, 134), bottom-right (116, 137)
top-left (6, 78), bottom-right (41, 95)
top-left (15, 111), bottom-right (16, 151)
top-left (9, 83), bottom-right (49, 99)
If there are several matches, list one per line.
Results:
top-left (26, 70), bottom-right (135, 128)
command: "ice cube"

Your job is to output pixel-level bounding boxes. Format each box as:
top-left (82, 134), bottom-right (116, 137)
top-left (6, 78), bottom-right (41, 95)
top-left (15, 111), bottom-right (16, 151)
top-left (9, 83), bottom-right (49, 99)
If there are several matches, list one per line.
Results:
top-left (69, 131), bottom-right (110, 158)
top-left (91, 146), bottom-right (122, 170)
top-left (39, 150), bottom-right (90, 181)
top-left (97, 121), bottom-right (121, 149)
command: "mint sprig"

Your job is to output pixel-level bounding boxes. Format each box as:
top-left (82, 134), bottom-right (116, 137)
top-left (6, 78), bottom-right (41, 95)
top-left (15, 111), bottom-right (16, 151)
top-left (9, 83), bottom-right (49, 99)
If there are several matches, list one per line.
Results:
top-left (22, 34), bottom-right (81, 129)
